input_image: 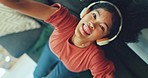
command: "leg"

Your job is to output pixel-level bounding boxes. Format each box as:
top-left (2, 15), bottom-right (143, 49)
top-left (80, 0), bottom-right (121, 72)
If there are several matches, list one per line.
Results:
top-left (45, 61), bottom-right (79, 78)
top-left (33, 43), bottom-right (60, 78)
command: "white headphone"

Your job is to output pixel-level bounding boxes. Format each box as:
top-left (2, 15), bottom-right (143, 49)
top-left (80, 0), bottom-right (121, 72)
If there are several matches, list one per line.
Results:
top-left (80, 1), bottom-right (123, 46)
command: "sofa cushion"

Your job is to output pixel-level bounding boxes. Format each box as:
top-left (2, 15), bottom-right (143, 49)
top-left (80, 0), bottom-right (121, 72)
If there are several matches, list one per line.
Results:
top-left (0, 3), bottom-right (41, 37)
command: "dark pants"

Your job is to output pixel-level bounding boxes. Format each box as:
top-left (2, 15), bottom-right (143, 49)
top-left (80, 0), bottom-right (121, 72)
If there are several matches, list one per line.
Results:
top-left (33, 43), bottom-right (79, 78)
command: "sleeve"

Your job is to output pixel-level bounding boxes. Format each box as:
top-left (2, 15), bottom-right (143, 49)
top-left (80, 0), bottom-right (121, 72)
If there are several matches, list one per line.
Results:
top-left (44, 3), bottom-right (78, 32)
top-left (89, 51), bottom-right (115, 78)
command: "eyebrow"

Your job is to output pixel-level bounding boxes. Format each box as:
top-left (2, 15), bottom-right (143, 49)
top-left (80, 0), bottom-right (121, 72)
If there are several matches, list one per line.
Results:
top-left (95, 9), bottom-right (100, 16)
top-left (94, 10), bottom-right (110, 30)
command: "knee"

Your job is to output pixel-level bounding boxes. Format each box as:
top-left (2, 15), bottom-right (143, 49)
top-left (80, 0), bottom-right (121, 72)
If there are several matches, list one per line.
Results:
top-left (33, 68), bottom-right (41, 78)
top-left (33, 67), bottom-right (47, 78)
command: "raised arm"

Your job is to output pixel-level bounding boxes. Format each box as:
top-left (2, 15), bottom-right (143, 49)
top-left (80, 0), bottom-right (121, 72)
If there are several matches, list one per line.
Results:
top-left (0, 0), bottom-right (58, 20)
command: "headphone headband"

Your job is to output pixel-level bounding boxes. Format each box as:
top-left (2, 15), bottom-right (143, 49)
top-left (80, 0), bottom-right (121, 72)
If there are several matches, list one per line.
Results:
top-left (80, 1), bottom-right (123, 46)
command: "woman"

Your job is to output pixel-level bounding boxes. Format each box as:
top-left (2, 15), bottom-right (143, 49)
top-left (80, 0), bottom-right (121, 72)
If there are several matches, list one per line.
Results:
top-left (0, 0), bottom-right (122, 78)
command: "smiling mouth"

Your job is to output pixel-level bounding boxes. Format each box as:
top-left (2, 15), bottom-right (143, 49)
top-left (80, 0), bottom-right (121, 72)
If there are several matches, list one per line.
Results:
top-left (82, 24), bottom-right (92, 35)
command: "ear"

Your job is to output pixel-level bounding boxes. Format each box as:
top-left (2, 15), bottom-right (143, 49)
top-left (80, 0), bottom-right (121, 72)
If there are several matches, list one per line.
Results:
top-left (80, 8), bottom-right (90, 18)
top-left (96, 38), bottom-right (110, 46)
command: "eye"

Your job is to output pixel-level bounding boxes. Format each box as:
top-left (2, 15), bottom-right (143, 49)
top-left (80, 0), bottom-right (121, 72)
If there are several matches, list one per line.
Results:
top-left (92, 13), bottom-right (96, 19)
top-left (99, 25), bottom-right (105, 31)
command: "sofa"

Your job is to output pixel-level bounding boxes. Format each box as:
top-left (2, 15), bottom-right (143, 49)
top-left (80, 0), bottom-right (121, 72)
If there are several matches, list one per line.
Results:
top-left (0, 0), bottom-right (148, 78)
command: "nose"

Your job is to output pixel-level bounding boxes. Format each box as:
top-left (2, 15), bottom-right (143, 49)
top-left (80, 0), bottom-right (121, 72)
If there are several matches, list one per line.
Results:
top-left (88, 21), bottom-right (95, 30)
top-left (89, 20), bottom-right (100, 30)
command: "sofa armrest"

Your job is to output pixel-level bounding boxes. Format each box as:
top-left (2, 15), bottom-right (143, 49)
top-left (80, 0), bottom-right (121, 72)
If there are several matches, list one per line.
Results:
top-left (0, 28), bottom-right (43, 58)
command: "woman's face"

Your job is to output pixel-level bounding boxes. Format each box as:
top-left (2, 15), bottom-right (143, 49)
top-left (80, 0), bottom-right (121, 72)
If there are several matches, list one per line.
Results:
top-left (75, 8), bottom-right (113, 43)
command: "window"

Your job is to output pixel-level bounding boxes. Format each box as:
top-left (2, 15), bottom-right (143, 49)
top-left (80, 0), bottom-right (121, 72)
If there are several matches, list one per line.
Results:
top-left (127, 28), bottom-right (148, 64)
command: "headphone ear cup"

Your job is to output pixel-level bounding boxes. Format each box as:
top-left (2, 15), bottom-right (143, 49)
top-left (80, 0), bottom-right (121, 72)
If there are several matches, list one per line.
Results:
top-left (80, 8), bottom-right (88, 18)
top-left (96, 38), bottom-right (110, 46)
